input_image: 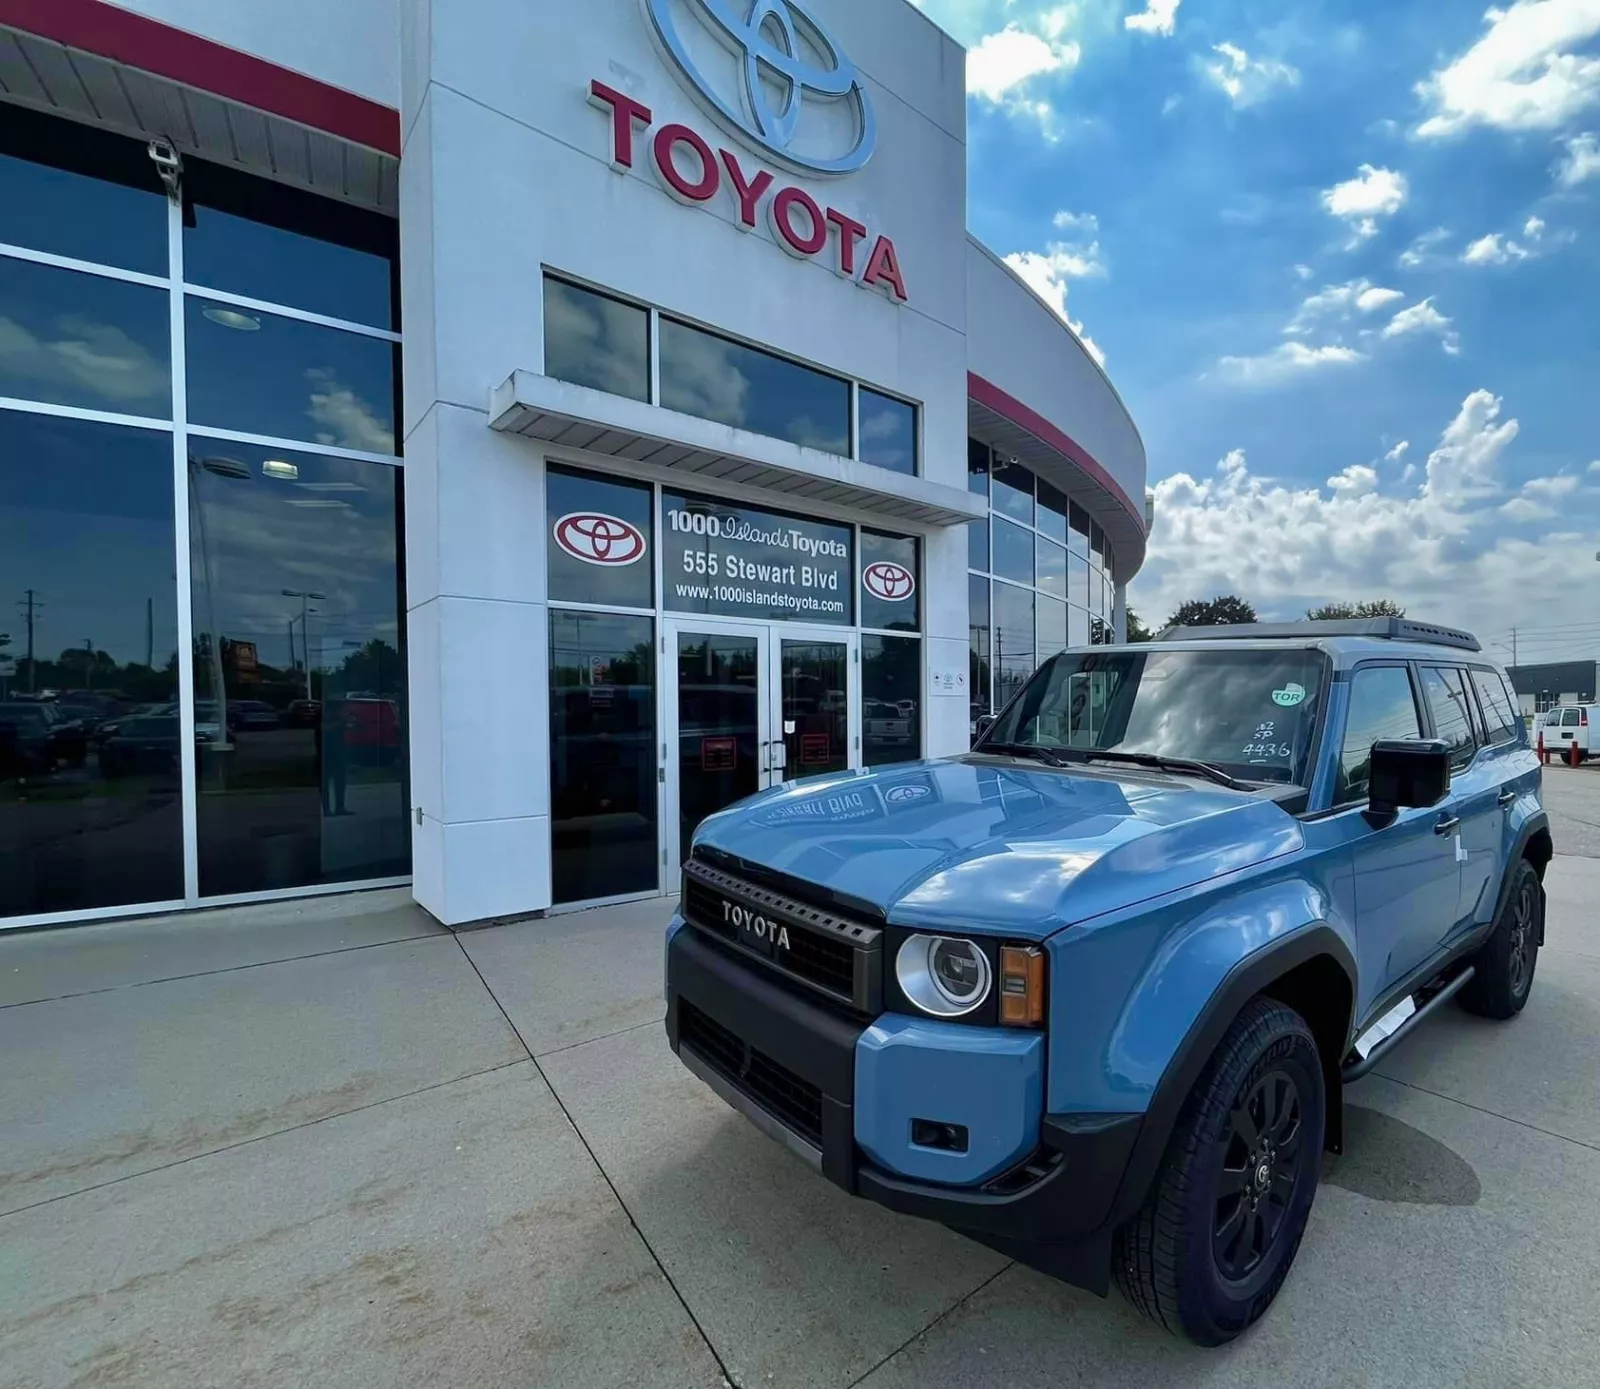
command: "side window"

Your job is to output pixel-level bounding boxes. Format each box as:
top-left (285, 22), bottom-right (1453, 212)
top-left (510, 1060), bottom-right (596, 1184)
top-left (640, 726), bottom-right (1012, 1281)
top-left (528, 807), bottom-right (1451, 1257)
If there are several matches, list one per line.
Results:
top-left (1460, 668), bottom-right (1490, 745)
top-left (1562, 708), bottom-right (1581, 728)
top-left (1470, 669), bottom-right (1519, 745)
top-left (1420, 666), bottom-right (1477, 770)
top-left (1339, 666), bottom-right (1422, 804)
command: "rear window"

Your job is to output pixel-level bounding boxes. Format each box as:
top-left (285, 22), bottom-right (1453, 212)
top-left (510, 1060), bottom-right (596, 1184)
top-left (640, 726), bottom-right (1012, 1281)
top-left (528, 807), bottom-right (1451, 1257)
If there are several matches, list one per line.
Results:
top-left (1562, 709), bottom-right (1582, 727)
top-left (1419, 666), bottom-right (1477, 769)
top-left (1470, 670), bottom-right (1520, 745)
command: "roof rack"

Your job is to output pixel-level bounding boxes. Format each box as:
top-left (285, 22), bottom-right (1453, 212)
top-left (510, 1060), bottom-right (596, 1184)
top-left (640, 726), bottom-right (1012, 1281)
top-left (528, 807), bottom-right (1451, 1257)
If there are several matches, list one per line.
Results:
top-left (1156, 617), bottom-right (1482, 653)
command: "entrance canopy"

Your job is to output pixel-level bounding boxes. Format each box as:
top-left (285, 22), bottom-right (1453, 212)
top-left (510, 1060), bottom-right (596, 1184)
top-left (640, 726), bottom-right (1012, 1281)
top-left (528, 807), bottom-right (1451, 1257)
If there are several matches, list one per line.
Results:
top-left (490, 372), bottom-right (986, 530)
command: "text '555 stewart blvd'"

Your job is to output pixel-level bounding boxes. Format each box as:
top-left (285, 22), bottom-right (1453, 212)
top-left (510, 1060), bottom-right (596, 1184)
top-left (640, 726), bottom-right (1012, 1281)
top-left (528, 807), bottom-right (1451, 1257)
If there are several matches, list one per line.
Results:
top-left (589, 80), bottom-right (909, 303)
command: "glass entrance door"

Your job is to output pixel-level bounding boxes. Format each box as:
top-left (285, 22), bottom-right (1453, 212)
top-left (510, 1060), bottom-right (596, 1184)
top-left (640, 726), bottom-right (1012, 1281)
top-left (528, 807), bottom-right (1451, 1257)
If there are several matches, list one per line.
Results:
top-left (665, 621), bottom-right (859, 877)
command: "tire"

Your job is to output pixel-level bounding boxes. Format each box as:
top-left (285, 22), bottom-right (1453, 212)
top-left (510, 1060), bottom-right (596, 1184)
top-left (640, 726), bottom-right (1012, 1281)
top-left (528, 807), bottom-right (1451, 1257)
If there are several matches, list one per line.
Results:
top-left (1459, 858), bottom-right (1541, 1020)
top-left (1114, 997), bottom-right (1324, 1346)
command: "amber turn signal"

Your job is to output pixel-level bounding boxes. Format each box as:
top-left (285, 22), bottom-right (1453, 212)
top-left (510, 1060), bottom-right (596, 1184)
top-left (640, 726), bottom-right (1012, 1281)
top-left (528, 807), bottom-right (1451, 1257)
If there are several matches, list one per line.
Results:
top-left (999, 945), bottom-right (1045, 1027)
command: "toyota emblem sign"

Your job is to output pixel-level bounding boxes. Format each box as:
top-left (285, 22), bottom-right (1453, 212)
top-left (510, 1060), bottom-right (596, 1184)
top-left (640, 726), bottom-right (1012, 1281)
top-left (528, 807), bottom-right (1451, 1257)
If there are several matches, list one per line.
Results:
top-left (553, 512), bottom-right (647, 566)
top-left (862, 560), bottom-right (915, 602)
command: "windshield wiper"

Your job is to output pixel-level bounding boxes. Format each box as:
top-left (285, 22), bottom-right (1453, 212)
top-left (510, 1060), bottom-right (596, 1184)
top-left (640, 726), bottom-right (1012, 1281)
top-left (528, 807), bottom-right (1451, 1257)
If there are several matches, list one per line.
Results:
top-left (1050, 747), bottom-right (1253, 791)
top-left (978, 741), bottom-right (1067, 768)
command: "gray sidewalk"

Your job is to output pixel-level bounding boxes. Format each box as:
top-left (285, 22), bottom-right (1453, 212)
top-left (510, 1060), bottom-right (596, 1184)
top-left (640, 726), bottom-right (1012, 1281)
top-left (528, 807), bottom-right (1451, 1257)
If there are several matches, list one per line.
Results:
top-left (3, 859), bottom-right (1599, 1388)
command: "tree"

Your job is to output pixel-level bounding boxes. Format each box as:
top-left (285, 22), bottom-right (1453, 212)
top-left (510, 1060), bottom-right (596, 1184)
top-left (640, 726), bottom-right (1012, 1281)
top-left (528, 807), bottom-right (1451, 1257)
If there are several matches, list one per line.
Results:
top-left (1125, 608), bottom-right (1153, 643)
top-left (1305, 598), bottom-right (1406, 620)
top-left (1166, 596), bottom-right (1258, 631)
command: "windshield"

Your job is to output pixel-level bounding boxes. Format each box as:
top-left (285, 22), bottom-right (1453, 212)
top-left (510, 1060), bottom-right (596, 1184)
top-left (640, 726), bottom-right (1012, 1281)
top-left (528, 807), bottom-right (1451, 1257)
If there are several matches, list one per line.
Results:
top-left (980, 647), bottom-right (1329, 785)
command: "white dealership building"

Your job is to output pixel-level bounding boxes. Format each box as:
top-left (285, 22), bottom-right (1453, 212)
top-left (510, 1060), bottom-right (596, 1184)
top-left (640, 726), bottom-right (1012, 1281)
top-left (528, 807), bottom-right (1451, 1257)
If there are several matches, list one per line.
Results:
top-left (0, 0), bottom-right (1147, 929)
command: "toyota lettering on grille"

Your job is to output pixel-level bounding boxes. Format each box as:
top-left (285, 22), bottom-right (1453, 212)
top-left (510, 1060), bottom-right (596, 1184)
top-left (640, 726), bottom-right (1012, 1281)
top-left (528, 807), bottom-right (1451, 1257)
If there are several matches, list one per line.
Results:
top-left (724, 899), bottom-right (792, 952)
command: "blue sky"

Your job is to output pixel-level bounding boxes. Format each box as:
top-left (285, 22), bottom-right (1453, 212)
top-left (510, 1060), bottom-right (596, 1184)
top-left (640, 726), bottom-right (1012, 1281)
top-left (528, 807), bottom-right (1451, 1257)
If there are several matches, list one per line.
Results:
top-left (916, 0), bottom-right (1600, 664)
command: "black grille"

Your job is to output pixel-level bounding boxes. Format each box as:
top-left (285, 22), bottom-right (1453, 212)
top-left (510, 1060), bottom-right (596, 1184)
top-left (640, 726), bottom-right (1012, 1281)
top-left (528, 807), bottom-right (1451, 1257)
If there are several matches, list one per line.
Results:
top-left (679, 1001), bottom-right (823, 1146)
top-left (680, 859), bottom-right (881, 1013)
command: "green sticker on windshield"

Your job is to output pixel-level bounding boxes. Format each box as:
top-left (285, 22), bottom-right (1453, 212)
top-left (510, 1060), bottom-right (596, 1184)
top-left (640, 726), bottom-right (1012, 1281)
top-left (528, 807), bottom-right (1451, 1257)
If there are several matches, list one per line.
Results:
top-left (1272, 683), bottom-right (1307, 708)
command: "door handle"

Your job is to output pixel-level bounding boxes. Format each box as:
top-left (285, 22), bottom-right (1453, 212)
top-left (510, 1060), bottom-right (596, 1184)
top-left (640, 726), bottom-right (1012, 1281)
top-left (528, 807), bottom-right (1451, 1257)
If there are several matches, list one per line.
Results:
top-left (1434, 816), bottom-right (1461, 835)
top-left (1497, 789), bottom-right (1516, 807)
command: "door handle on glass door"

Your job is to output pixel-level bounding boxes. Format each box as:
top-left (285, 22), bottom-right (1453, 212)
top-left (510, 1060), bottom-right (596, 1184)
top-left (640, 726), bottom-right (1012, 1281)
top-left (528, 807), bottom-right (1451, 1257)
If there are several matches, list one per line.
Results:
top-left (1434, 816), bottom-right (1461, 835)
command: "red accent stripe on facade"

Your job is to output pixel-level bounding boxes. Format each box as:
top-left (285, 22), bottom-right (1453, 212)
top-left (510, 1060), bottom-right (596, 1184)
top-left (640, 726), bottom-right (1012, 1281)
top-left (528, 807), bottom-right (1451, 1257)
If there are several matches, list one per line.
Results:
top-left (966, 371), bottom-right (1146, 536)
top-left (0, 0), bottom-right (401, 155)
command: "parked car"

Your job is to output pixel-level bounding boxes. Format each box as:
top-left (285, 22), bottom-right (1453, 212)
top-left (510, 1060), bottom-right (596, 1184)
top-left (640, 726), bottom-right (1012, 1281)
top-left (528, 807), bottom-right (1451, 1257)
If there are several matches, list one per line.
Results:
top-left (98, 714), bottom-right (187, 778)
top-left (0, 702), bottom-right (85, 772)
top-left (228, 700), bottom-right (281, 732)
top-left (1538, 704), bottom-right (1596, 760)
top-left (664, 618), bottom-right (1549, 1346)
top-left (286, 699), bottom-right (323, 729)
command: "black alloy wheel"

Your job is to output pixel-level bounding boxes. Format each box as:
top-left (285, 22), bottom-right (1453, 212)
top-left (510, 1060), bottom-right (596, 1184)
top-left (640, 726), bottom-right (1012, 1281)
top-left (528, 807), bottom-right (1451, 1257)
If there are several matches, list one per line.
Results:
top-left (1213, 1068), bottom-right (1304, 1281)
top-left (1507, 876), bottom-right (1535, 1000)
top-left (1460, 857), bottom-right (1541, 1020)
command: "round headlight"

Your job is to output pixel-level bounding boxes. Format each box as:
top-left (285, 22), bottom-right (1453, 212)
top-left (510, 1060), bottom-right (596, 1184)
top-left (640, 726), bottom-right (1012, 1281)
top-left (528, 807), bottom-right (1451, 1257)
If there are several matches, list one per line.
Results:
top-left (896, 934), bottom-right (993, 1018)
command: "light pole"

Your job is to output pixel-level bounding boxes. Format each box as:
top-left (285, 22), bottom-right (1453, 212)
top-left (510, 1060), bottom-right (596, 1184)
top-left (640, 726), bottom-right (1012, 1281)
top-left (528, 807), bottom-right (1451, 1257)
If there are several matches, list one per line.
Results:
top-left (283, 590), bottom-right (326, 701)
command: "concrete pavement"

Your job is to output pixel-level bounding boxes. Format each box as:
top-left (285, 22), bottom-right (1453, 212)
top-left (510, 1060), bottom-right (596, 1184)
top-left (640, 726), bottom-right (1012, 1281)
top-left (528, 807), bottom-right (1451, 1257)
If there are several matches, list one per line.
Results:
top-left (2, 857), bottom-right (1598, 1387)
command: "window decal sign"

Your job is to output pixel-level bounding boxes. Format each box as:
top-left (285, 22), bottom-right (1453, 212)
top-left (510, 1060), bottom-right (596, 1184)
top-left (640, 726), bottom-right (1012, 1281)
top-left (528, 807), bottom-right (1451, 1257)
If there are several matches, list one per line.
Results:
top-left (553, 512), bottom-right (647, 567)
top-left (862, 560), bottom-right (915, 603)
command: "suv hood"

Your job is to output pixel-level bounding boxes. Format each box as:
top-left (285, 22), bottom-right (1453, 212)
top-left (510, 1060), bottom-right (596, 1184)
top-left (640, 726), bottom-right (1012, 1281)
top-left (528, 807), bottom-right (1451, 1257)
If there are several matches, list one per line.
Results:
top-left (692, 756), bottom-right (1304, 940)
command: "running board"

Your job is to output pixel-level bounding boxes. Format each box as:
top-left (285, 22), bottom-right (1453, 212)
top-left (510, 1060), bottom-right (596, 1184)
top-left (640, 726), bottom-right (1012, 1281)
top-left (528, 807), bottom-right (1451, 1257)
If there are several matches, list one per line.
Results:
top-left (1342, 967), bottom-right (1475, 1082)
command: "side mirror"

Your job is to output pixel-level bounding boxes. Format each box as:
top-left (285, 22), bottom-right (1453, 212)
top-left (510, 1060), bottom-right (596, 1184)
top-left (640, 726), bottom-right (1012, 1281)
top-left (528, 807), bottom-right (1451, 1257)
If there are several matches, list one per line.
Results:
top-left (1368, 738), bottom-right (1451, 817)
top-left (974, 714), bottom-right (997, 741)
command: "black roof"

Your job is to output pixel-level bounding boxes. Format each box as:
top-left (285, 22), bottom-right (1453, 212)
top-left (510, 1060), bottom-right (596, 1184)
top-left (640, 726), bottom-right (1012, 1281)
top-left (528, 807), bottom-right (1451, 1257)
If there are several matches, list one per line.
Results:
top-left (1156, 617), bottom-right (1481, 652)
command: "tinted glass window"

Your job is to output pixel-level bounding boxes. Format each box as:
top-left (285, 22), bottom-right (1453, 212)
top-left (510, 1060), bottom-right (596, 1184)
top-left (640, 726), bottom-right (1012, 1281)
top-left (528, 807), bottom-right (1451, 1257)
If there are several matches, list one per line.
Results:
top-left (543, 277), bottom-right (650, 403)
top-left (1037, 536), bottom-right (1066, 598)
top-left (1339, 666), bottom-right (1422, 803)
top-left (861, 530), bottom-right (920, 632)
top-left (186, 297), bottom-right (397, 453)
top-left (1420, 666), bottom-right (1477, 768)
top-left (1091, 523), bottom-right (1107, 566)
top-left (989, 648), bottom-right (1328, 785)
top-left (0, 113), bottom-right (166, 273)
top-left (659, 317), bottom-right (850, 455)
top-left (1561, 708), bottom-right (1581, 727)
top-left (1471, 669), bottom-right (1520, 745)
top-left (1068, 605), bottom-right (1089, 648)
top-left (993, 518), bottom-right (1033, 585)
top-left (992, 457), bottom-right (1033, 523)
top-left (0, 411), bottom-right (182, 916)
top-left (188, 441), bottom-right (408, 896)
top-left (662, 490), bottom-right (852, 625)
top-left (547, 466), bottom-right (654, 609)
top-left (969, 575), bottom-right (990, 731)
top-left (184, 173), bottom-right (396, 328)
top-left (0, 257), bottom-right (170, 416)
top-left (1037, 479), bottom-right (1068, 542)
top-left (1038, 595), bottom-right (1066, 658)
top-left (550, 611), bottom-right (657, 903)
top-left (1068, 552), bottom-right (1089, 608)
top-left (967, 437), bottom-right (990, 496)
top-left (863, 634), bottom-right (921, 766)
top-left (859, 387), bottom-right (916, 475)
top-left (1069, 501), bottom-right (1091, 557)
top-left (994, 582), bottom-right (1034, 710)
top-left (968, 518), bottom-right (989, 572)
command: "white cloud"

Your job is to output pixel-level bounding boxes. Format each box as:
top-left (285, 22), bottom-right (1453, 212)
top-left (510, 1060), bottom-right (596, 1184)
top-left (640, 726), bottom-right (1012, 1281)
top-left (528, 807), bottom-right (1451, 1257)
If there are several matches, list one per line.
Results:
top-left (1004, 249), bottom-right (1106, 365)
top-left (1399, 226), bottom-right (1453, 267)
top-left (1557, 130), bottom-right (1600, 183)
top-left (1463, 231), bottom-right (1532, 263)
top-left (1286, 277), bottom-right (1406, 333)
top-left (1043, 208), bottom-right (1109, 276)
top-left (1589, 458), bottom-right (1600, 472)
top-left (967, 23), bottom-right (1081, 128)
top-left (1416, 0), bottom-right (1600, 139)
top-left (1382, 297), bottom-right (1462, 354)
top-left (1125, 0), bottom-right (1181, 36)
top-left (1500, 495), bottom-right (1553, 520)
top-left (1133, 391), bottom-right (1567, 637)
top-left (1328, 463), bottom-right (1379, 497)
top-left (1294, 263), bottom-right (1315, 280)
top-left (1202, 41), bottom-right (1301, 107)
top-left (1385, 440), bottom-right (1411, 462)
top-left (1525, 214), bottom-right (1548, 237)
top-left (305, 369), bottom-right (396, 453)
top-left (1321, 164), bottom-right (1408, 244)
top-left (0, 312), bottom-right (168, 407)
top-left (1214, 341), bottom-right (1366, 384)
top-left (1524, 472), bottom-right (1583, 497)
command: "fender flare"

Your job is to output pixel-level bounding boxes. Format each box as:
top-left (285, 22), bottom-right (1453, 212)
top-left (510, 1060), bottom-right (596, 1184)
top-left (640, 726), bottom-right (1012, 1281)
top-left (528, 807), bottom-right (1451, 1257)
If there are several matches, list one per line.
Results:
top-left (1104, 923), bottom-right (1356, 1229)
top-left (1493, 811), bottom-right (1553, 940)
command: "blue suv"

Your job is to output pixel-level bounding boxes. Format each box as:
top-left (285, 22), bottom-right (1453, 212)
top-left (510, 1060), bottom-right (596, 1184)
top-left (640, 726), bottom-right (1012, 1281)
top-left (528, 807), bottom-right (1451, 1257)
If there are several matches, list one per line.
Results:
top-left (664, 619), bottom-right (1549, 1345)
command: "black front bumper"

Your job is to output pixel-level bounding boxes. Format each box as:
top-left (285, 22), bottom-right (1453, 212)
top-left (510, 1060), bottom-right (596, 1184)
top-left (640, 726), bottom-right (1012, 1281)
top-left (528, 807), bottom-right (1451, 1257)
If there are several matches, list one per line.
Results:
top-left (666, 925), bottom-right (1142, 1292)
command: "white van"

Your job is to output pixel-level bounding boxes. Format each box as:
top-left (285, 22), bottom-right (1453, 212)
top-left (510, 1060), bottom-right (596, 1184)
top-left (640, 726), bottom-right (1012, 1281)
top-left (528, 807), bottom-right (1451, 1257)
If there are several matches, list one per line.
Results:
top-left (1540, 705), bottom-right (1597, 759)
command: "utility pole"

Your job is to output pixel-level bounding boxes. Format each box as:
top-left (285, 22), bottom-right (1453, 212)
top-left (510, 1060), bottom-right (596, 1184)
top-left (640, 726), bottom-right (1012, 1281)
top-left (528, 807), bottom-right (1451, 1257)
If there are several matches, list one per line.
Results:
top-left (17, 589), bottom-right (41, 693)
top-left (145, 597), bottom-right (154, 669)
top-left (84, 638), bottom-right (94, 691)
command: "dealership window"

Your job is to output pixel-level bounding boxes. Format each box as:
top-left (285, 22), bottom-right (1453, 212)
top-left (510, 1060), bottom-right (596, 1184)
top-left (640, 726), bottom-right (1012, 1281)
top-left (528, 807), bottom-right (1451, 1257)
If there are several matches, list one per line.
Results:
top-left (542, 275), bottom-right (651, 404)
top-left (858, 387), bottom-right (918, 475)
top-left (860, 531), bottom-right (920, 632)
top-left (967, 437), bottom-right (1119, 730)
top-left (863, 635), bottom-right (922, 767)
top-left (547, 465), bottom-right (654, 609)
top-left (659, 316), bottom-right (851, 456)
top-left (549, 610), bottom-right (658, 905)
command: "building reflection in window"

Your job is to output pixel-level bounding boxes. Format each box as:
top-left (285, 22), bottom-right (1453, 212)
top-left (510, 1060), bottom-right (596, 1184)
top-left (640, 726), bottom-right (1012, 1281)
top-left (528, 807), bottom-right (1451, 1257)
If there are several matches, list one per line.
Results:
top-left (863, 634), bottom-right (921, 766)
top-left (187, 441), bottom-right (408, 896)
top-left (550, 611), bottom-right (658, 905)
top-left (0, 410), bottom-right (182, 916)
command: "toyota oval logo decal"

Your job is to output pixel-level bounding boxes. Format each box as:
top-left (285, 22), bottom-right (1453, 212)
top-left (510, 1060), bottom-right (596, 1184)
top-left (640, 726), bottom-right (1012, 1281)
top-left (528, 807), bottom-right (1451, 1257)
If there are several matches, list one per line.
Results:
top-left (863, 561), bottom-right (915, 602)
top-left (885, 784), bottom-right (931, 804)
top-left (553, 512), bottom-right (647, 566)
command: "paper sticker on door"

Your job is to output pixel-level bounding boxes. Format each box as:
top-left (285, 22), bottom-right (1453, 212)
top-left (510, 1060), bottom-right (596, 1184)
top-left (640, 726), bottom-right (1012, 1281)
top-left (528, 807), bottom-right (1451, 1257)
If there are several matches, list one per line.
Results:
top-left (800, 732), bottom-right (831, 765)
top-left (701, 736), bottom-right (737, 771)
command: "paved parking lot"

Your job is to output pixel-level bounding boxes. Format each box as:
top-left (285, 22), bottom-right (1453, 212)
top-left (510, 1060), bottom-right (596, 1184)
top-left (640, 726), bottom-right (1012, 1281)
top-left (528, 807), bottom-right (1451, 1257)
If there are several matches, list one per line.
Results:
top-left (3, 791), bottom-right (1599, 1388)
